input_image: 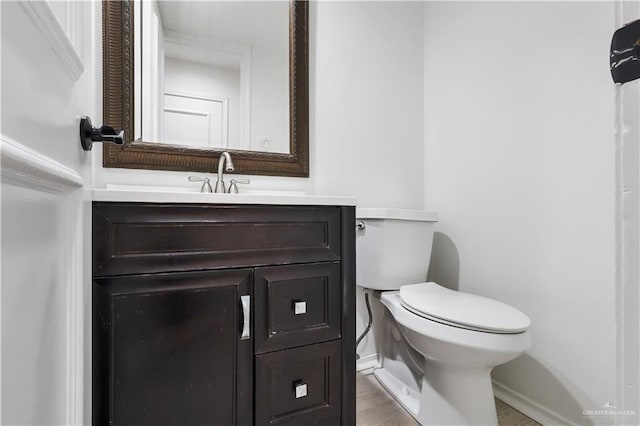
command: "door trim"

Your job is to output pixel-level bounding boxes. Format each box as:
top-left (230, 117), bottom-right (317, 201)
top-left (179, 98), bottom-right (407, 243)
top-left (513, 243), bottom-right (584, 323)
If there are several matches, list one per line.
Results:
top-left (1, 135), bottom-right (83, 191)
top-left (18, 0), bottom-right (84, 80)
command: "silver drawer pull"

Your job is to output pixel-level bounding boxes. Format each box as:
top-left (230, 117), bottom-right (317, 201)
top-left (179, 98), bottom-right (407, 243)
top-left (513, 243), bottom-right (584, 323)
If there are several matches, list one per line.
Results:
top-left (293, 301), bottom-right (307, 315)
top-left (240, 295), bottom-right (250, 340)
top-left (295, 382), bottom-right (308, 399)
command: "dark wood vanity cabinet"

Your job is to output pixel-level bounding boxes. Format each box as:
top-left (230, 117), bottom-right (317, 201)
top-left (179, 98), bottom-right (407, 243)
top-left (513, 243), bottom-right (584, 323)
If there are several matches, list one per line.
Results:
top-left (92, 203), bottom-right (355, 426)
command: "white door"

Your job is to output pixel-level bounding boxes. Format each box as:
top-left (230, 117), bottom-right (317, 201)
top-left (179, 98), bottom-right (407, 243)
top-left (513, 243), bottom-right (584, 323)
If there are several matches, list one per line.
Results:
top-left (1, 1), bottom-right (99, 424)
top-left (162, 92), bottom-right (229, 148)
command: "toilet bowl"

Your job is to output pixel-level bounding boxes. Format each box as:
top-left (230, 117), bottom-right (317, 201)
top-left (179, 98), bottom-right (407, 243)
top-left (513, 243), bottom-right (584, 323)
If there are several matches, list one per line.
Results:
top-left (356, 208), bottom-right (531, 425)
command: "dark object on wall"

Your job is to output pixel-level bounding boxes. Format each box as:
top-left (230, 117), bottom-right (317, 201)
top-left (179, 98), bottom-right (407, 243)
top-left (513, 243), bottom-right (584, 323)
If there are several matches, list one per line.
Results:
top-left (610, 19), bottom-right (640, 84)
top-left (80, 116), bottom-right (124, 151)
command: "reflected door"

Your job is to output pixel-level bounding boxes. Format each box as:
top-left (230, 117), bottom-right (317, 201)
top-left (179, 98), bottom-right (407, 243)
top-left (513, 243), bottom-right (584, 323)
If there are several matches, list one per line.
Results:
top-left (163, 92), bottom-right (229, 148)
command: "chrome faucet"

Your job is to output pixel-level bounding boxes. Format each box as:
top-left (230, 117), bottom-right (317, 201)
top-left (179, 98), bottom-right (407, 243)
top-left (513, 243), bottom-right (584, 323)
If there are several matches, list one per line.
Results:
top-left (214, 152), bottom-right (234, 193)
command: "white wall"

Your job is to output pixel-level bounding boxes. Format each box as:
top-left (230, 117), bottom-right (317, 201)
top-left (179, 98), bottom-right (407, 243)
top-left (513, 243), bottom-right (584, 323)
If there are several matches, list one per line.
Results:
top-left (423, 2), bottom-right (619, 423)
top-left (310, 1), bottom-right (424, 207)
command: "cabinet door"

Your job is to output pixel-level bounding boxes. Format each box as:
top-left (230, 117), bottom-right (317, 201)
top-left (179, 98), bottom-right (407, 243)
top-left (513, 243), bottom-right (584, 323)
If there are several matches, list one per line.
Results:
top-left (93, 269), bottom-right (253, 426)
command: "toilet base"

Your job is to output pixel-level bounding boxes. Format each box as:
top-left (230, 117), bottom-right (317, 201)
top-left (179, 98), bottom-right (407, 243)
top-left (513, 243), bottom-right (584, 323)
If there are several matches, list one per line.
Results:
top-left (373, 367), bottom-right (421, 420)
top-left (374, 363), bottom-right (498, 425)
top-left (418, 361), bottom-right (498, 425)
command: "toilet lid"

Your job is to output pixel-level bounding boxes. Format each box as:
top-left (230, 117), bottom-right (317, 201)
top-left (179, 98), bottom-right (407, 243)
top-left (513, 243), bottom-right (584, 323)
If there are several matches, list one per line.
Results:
top-left (399, 282), bottom-right (530, 333)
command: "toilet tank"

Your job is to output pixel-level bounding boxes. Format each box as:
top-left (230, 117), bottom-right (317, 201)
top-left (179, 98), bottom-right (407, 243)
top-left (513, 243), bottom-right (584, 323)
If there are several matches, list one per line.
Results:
top-left (356, 208), bottom-right (437, 290)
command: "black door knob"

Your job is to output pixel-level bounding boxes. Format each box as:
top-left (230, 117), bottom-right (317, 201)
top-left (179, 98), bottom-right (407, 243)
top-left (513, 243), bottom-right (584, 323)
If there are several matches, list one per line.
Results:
top-left (80, 116), bottom-right (124, 151)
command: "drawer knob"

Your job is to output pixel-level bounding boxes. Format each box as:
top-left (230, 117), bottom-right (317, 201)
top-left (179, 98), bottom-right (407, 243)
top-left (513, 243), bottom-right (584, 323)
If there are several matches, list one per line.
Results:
top-left (294, 382), bottom-right (308, 399)
top-left (293, 301), bottom-right (307, 315)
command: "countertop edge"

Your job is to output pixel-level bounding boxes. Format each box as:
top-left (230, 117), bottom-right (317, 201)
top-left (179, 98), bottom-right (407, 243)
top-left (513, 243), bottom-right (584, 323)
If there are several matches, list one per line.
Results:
top-left (356, 207), bottom-right (438, 221)
top-left (91, 189), bottom-right (358, 206)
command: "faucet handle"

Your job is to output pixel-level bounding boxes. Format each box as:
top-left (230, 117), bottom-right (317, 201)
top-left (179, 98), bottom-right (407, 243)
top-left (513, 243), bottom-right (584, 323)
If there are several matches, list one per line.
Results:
top-left (188, 176), bottom-right (213, 193)
top-left (228, 178), bottom-right (250, 194)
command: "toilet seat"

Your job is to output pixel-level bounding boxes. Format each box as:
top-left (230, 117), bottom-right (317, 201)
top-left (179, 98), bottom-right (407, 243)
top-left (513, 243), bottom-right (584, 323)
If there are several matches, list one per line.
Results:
top-left (399, 282), bottom-right (530, 334)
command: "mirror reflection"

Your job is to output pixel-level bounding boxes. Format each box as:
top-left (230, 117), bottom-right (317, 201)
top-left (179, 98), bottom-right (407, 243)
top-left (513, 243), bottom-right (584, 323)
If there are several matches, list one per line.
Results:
top-left (134, 1), bottom-right (290, 153)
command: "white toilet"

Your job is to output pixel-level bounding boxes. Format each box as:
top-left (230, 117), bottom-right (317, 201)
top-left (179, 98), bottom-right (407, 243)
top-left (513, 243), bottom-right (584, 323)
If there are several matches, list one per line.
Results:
top-left (356, 208), bottom-right (531, 426)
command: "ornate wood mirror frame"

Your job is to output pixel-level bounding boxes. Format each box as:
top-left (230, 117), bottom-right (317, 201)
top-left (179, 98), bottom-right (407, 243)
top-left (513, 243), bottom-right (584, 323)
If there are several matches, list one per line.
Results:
top-left (102, 1), bottom-right (308, 177)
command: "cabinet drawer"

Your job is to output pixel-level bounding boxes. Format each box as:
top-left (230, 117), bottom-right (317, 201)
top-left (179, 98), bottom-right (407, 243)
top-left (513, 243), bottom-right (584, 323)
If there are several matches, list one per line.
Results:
top-left (255, 341), bottom-right (341, 426)
top-left (93, 203), bottom-right (341, 276)
top-left (254, 263), bottom-right (341, 354)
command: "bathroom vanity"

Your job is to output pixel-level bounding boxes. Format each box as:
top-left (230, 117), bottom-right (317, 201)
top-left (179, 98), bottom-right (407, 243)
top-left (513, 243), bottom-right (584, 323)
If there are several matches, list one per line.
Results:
top-left (91, 191), bottom-right (356, 425)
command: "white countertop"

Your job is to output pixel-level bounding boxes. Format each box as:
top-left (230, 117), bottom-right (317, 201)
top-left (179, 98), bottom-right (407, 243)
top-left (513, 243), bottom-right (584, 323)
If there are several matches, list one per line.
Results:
top-left (92, 188), bottom-right (357, 206)
top-left (356, 207), bottom-right (437, 221)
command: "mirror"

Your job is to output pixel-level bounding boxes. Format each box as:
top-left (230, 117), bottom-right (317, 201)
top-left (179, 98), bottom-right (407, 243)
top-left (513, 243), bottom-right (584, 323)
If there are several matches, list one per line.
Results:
top-left (134, 2), bottom-right (290, 153)
top-left (103, 1), bottom-right (308, 177)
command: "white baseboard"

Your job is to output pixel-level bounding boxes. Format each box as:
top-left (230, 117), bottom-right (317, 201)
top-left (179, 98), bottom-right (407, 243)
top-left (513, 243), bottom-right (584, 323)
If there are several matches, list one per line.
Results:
top-left (356, 353), bottom-right (379, 372)
top-left (493, 380), bottom-right (574, 426)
